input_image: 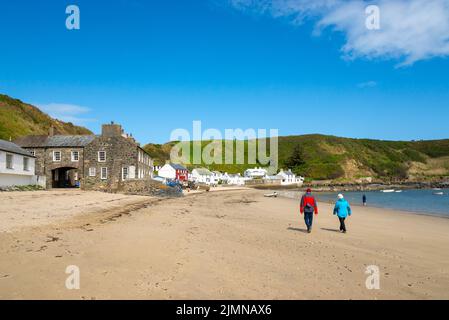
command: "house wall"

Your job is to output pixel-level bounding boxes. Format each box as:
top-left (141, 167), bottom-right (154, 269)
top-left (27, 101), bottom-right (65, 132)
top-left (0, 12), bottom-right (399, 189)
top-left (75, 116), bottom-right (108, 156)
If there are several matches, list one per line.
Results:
top-left (36, 147), bottom-right (85, 188)
top-left (158, 165), bottom-right (176, 180)
top-left (0, 150), bottom-right (35, 176)
top-left (31, 148), bottom-right (46, 176)
top-left (0, 150), bottom-right (36, 187)
top-left (83, 136), bottom-right (152, 191)
top-left (0, 173), bottom-right (34, 187)
top-left (137, 148), bottom-right (153, 179)
top-left (191, 171), bottom-right (212, 184)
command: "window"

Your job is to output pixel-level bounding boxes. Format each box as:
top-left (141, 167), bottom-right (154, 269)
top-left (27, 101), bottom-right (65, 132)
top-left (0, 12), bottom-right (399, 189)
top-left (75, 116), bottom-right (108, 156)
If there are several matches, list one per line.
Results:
top-left (89, 167), bottom-right (96, 177)
top-left (100, 167), bottom-right (108, 180)
top-left (53, 151), bottom-right (61, 162)
top-left (98, 151), bottom-right (106, 162)
top-left (122, 167), bottom-right (129, 180)
top-left (71, 151), bottom-right (79, 162)
top-left (23, 157), bottom-right (29, 171)
top-left (6, 154), bottom-right (13, 169)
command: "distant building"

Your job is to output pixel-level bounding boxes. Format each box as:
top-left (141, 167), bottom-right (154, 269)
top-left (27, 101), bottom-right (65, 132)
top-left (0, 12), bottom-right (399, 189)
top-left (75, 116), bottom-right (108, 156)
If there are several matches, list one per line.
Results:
top-left (0, 139), bottom-right (37, 188)
top-left (277, 169), bottom-right (304, 186)
top-left (14, 122), bottom-right (153, 190)
top-left (211, 171), bottom-right (223, 185)
top-left (244, 167), bottom-right (268, 179)
top-left (224, 173), bottom-right (247, 186)
top-left (265, 175), bottom-right (283, 184)
top-left (158, 163), bottom-right (189, 181)
top-left (191, 168), bottom-right (213, 185)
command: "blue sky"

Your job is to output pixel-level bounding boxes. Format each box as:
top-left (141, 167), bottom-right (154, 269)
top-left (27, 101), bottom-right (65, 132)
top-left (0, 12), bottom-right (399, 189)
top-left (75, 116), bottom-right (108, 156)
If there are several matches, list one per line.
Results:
top-left (1, 0), bottom-right (449, 143)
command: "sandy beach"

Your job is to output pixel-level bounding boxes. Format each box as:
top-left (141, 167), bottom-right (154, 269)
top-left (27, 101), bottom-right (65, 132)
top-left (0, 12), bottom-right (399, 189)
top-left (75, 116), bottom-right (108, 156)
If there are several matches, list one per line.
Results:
top-left (1, 188), bottom-right (448, 300)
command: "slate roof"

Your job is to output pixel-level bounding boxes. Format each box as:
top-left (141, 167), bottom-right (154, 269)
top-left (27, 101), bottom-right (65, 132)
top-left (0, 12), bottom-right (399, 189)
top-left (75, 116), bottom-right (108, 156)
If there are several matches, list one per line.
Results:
top-left (193, 168), bottom-right (212, 175)
top-left (0, 139), bottom-right (35, 157)
top-left (14, 135), bottom-right (97, 148)
top-left (169, 163), bottom-right (188, 171)
top-left (278, 169), bottom-right (295, 176)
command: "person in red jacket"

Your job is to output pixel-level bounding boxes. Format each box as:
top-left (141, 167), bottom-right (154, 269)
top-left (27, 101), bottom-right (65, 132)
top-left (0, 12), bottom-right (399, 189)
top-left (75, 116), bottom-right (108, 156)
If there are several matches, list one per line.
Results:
top-left (300, 188), bottom-right (319, 233)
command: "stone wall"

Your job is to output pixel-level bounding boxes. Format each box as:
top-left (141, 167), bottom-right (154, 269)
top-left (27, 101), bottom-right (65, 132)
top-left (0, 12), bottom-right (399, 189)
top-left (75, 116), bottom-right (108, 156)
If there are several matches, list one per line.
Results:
top-left (244, 179), bottom-right (281, 186)
top-left (113, 179), bottom-right (182, 197)
top-left (24, 147), bottom-right (85, 188)
top-left (21, 131), bottom-right (153, 191)
top-left (82, 136), bottom-right (153, 191)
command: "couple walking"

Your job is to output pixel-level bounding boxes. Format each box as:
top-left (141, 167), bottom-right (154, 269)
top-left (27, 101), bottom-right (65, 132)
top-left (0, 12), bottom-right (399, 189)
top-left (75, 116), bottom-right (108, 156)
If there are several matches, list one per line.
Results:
top-left (300, 188), bottom-right (352, 233)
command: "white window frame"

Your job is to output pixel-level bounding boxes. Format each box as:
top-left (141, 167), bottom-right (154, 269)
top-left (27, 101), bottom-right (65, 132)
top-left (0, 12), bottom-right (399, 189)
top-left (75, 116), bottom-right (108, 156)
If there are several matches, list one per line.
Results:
top-left (98, 151), bottom-right (106, 162)
top-left (100, 167), bottom-right (108, 180)
top-left (122, 167), bottom-right (129, 180)
top-left (6, 154), bottom-right (13, 169)
top-left (23, 157), bottom-right (29, 171)
top-left (53, 151), bottom-right (61, 162)
top-left (89, 167), bottom-right (96, 177)
top-left (71, 151), bottom-right (79, 162)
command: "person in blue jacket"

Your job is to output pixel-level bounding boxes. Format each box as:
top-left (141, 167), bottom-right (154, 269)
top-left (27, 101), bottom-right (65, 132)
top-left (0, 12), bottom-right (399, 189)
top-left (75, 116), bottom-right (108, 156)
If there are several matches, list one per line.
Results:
top-left (333, 194), bottom-right (352, 233)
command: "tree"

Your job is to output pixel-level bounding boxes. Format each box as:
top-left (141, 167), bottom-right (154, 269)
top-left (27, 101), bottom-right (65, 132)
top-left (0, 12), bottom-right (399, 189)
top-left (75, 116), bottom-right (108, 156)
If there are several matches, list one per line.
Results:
top-left (285, 145), bottom-right (306, 170)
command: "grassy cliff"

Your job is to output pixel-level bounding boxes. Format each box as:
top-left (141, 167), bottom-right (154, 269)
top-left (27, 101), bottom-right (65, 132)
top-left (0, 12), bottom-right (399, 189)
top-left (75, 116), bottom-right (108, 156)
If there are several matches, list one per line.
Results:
top-left (144, 135), bottom-right (449, 182)
top-left (0, 94), bottom-right (92, 140)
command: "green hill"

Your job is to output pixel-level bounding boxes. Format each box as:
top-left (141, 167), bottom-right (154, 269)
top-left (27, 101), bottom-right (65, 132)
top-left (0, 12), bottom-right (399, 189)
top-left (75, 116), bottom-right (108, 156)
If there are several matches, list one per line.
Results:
top-left (0, 94), bottom-right (92, 140)
top-left (144, 135), bottom-right (449, 182)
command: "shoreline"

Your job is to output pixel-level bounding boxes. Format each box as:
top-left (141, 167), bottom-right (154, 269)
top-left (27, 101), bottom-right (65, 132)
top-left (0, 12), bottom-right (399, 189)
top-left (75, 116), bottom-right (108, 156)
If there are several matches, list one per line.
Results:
top-left (271, 188), bottom-right (449, 220)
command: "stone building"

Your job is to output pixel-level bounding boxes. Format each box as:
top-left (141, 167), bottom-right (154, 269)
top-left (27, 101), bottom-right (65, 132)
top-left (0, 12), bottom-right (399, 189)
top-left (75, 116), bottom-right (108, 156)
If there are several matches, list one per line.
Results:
top-left (14, 123), bottom-right (153, 190)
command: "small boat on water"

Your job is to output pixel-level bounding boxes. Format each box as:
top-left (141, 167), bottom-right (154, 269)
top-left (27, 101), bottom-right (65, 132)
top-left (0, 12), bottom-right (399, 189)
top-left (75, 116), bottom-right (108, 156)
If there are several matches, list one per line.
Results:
top-left (433, 192), bottom-right (444, 196)
top-left (395, 190), bottom-right (403, 193)
top-left (381, 189), bottom-right (395, 193)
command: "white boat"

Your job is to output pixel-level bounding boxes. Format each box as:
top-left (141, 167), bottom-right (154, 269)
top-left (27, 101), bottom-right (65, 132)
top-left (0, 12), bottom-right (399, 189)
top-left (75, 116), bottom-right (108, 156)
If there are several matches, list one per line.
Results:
top-left (381, 189), bottom-right (395, 193)
top-left (395, 190), bottom-right (403, 193)
top-left (264, 192), bottom-right (278, 198)
top-left (433, 192), bottom-right (444, 196)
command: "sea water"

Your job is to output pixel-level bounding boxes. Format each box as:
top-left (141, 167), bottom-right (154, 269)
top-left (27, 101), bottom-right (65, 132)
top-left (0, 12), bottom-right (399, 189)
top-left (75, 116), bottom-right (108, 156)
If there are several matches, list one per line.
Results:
top-left (284, 189), bottom-right (449, 217)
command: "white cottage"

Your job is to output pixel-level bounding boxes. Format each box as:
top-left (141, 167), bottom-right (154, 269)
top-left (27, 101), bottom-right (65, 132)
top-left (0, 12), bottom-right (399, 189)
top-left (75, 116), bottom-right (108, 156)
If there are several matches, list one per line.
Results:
top-left (211, 171), bottom-right (223, 185)
top-left (158, 163), bottom-right (189, 182)
top-left (244, 167), bottom-right (268, 179)
top-left (224, 173), bottom-right (247, 186)
top-left (277, 169), bottom-right (304, 186)
top-left (191, 168), bottom-right (213, 185)
top-left (0, 139), bottom-right (38, 188)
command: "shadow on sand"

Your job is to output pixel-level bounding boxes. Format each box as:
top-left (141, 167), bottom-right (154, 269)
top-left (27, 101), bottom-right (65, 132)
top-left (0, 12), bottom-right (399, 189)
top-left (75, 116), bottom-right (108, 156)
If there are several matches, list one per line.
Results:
top-left (287, 227), bottom-right (309, 234)
top-left (321, 228), bottom-right (341, 233)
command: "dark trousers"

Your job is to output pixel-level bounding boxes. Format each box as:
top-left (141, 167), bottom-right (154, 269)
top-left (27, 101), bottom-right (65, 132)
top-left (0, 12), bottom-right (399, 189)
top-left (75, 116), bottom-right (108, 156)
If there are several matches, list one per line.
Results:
top-left (339, 217), bottom-right (346, 232)
top-left (304, 212), bottom-right (314, 230)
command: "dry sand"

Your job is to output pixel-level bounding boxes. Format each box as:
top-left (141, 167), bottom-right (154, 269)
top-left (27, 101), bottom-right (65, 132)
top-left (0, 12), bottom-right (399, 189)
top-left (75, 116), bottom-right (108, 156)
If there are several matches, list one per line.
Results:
top-left (0, 188), bottom-right (448, 300)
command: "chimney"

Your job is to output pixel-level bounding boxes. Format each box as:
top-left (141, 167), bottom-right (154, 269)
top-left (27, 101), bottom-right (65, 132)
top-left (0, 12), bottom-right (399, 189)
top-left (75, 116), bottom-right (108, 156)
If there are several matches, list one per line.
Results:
top-left (49, 126), bottom-right (55, 136)
top-left (102, 122), bottom-right (122, 137)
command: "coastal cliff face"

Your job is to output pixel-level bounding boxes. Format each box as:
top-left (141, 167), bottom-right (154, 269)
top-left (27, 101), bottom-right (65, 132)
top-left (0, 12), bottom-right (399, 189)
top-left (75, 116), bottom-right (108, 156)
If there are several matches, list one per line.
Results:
top-left (0, 94), bottom-right (92, 140)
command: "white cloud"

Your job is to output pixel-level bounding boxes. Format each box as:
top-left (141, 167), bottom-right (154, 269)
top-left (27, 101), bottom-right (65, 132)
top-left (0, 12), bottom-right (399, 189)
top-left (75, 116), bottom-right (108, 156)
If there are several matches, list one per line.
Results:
top-left (229, 0), bottom-right (449, 66)
top-left (37, 103), bottom-right (96, 125)
top-left (357, 81), bottom-right (377, 88)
